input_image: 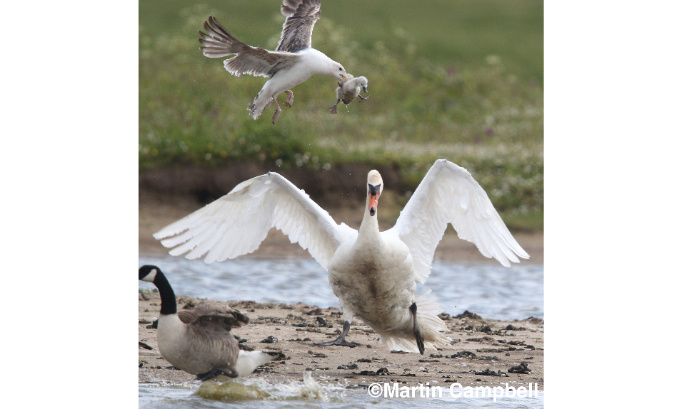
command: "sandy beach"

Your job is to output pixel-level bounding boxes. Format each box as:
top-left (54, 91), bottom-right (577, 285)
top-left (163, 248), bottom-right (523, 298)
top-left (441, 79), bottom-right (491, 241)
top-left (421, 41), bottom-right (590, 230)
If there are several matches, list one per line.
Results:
top-left (139, 293), bottom-right (544, 390)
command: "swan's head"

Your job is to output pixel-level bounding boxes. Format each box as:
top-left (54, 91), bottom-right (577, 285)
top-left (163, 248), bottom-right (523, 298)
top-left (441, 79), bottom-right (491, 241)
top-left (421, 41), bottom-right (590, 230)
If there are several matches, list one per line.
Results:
top-left (139, 265), bottom-right (160, 282)
top-left (356, 76), bottom-right (368, 93)
top-left (367, 170), bottom-right (383, 217)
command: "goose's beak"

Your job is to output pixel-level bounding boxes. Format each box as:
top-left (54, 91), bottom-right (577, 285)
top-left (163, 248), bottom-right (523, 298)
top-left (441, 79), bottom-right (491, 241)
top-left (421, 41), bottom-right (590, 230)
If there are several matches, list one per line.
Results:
top-left (368, 193), bottom-right (379, 217)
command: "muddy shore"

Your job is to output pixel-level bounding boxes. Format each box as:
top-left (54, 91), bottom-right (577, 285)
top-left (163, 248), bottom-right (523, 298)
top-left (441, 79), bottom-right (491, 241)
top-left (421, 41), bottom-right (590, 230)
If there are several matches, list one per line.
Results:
top-left (139, 293), bottom-right (544, 390)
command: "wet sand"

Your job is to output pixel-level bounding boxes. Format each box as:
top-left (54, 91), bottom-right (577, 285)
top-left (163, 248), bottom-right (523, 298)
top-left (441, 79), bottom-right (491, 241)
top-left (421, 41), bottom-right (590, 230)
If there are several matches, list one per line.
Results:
top-left (139, 293), bottom-right (544, 390)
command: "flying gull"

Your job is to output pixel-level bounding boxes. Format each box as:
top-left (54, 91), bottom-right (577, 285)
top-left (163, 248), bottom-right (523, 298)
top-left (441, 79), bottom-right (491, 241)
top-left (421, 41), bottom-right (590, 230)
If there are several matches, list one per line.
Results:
top-left (198, 0), bottom-right (348, 124)
top-left (329, 74), bottom-right (369, 114)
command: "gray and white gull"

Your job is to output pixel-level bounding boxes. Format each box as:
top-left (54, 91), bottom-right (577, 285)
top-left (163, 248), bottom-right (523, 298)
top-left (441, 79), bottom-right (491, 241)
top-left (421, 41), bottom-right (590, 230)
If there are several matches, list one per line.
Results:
top-left (198, 0), bottom-right (348, 124)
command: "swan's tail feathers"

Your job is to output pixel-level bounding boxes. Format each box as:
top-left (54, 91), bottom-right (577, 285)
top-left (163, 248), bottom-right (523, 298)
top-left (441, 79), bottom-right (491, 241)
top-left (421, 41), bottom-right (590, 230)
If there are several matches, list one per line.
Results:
top-left (234, 350), bottom-right (278, 376)
top-left (247, 89), bottom-right (272, 120)
top-left (381, 290), bottom-right (448, 353)
top-left (198, 16), bottom-right (250, 58)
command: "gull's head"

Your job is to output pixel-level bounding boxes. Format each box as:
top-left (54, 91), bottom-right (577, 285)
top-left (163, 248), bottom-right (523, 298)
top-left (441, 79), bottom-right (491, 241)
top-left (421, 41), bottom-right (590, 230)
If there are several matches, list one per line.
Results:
top-left (335, 63), bottom-right (348, 81)
top-left (366, 170), bottom-right (383, 217)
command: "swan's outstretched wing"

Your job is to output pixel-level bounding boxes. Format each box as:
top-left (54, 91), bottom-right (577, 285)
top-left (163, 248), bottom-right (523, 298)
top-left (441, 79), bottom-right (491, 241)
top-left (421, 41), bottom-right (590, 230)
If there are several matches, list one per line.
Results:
top-left (154, 172), bottom-right (353, 269)
top-left (277, 0), bottom-right (321, 52)
top-left (387, 159), bottom-right (529, 283)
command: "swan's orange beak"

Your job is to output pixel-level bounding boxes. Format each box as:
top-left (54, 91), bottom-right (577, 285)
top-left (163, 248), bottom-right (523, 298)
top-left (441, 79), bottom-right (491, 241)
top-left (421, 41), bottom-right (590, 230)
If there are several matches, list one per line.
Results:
top-left (368, 193), bottom-right (379, 216)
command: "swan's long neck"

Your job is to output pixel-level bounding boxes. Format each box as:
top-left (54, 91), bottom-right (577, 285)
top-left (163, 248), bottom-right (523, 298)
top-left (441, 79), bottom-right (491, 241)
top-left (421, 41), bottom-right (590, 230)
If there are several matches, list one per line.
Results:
top-left (153, 272), bottom-right (177, 315)
top-left (358, 196), bottom-right (381, 244)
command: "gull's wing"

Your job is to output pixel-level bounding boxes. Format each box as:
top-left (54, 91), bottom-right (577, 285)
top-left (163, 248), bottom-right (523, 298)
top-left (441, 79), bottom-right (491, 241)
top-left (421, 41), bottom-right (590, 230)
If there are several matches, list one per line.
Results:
top-left (154, 172), bottom-right (354, 269)
top-left (277, 0), bottom-right (321, 52)
top-left (386, 159), bottom-right (529, 283)
top-left (199, 16), bottom-right (299, 78)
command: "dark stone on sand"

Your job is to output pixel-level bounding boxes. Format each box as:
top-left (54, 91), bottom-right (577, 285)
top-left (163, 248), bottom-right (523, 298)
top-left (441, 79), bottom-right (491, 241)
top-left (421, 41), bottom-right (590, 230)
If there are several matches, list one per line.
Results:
top-left (450, 351), bottom-right (477, 359)
top-left (138, 341), bottom-right (153, 350)
top-left (337, 363), bottom-right (359, 370)
top-left (260, 336), bottom-right (278, 343)
top-left (377, 367), bottom-right (390, 375)
top-left (454, 310), bottom-right (482, 320)
top-left (508, 362), bottom-right (531, 374)
top-left (473, 368), bottom-right (508, 377)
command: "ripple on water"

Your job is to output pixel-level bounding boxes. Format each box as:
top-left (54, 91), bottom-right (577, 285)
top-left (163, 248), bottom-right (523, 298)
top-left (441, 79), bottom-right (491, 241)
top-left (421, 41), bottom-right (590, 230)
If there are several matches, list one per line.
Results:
top-left (139, 256), bottom-right (543, 321)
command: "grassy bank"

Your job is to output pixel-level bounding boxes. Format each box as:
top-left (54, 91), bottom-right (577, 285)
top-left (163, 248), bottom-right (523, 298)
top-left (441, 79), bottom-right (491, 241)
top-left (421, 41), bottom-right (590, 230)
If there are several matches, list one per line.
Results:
top-left (139, 0), bottom-right (543, 230)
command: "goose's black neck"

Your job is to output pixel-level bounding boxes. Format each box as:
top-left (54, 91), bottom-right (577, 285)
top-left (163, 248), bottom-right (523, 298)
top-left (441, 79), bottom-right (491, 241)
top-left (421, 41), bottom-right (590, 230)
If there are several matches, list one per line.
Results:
top-left (153, 271), bottom-right (177, 315)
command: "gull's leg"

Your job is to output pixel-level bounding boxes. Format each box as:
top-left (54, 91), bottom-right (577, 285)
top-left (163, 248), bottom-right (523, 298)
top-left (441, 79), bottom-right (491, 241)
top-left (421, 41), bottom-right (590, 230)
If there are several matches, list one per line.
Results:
top-left (285, 90), bottom-right (294, 107)
top-left (272, 98), bottom-right (282, 124)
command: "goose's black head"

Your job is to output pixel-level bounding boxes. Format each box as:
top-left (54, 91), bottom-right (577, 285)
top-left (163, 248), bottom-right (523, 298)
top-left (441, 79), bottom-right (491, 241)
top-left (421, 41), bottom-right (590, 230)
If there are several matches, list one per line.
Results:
top-left (139, 265), bottom-right (160, 282)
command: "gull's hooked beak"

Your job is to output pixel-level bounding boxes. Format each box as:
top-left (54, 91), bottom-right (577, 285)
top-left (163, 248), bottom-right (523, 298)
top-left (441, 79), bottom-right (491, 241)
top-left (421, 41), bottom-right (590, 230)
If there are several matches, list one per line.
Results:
top-left (339, 73), bottom-right (348, 81)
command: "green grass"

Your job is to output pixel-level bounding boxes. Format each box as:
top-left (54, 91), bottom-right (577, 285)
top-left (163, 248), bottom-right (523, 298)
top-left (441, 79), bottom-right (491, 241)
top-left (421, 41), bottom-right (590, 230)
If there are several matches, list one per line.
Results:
top-left (139, 0), bottom-right (543, 228)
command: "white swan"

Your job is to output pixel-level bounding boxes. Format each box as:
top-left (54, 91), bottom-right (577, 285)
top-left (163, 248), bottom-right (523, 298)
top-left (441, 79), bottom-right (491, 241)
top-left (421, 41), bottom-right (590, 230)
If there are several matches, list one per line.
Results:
top-left (153, 159), bottom-right (529, 354)
top-left (198, 0), bottom-right (348, 123)
top-left (139, 265), bottom-right (278, 380)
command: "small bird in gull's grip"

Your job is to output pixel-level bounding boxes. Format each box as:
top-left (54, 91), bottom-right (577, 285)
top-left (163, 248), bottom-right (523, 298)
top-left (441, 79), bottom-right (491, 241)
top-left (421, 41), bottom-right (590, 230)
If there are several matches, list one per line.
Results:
top-left (329, 74), bottom-right (369, 114)
top-left (198, 0), bottom-right (349, 124)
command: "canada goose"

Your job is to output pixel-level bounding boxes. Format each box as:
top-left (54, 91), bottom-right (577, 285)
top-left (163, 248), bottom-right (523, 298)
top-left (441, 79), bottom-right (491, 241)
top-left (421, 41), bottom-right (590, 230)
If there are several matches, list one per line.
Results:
top-left (197, 0), bottom-right (349, 124)
top-left (139, 265), bottom-right (276, 380)
top-left (329, 75), bottom-right (369, 114)
top-left (153, 159), bottom-right (529, 354)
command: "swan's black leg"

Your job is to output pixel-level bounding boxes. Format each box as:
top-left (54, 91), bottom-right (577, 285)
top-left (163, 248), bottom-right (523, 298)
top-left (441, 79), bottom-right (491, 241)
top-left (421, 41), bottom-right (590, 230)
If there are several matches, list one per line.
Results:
top-left (315, 321), bottom-right (356, 347)
top-left (410, 302), bottom-right (425, 355)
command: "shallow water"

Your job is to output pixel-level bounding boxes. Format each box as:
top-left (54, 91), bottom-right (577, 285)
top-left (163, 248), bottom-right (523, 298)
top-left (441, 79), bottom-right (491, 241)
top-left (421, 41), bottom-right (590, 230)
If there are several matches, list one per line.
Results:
top-left (138, 256), bottom-right (543, 320)
top-left (139, 378), bottom-right (544, 409)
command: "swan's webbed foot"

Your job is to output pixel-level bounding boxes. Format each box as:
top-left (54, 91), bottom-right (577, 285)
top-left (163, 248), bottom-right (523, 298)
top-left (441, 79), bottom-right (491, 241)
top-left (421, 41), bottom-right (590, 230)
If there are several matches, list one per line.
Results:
top-left (196, 367), bottom-right (238, 381)
top-left (410, 302), bottom-right (425, 355)
top-left (285, 90), bottom-right (294, 107)
top-left (359, 94), bottom-right (369, 102)
top-left (314, 321), bottom-right (356, 347)
top-left (328, 100), bottom-right (340, 114)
